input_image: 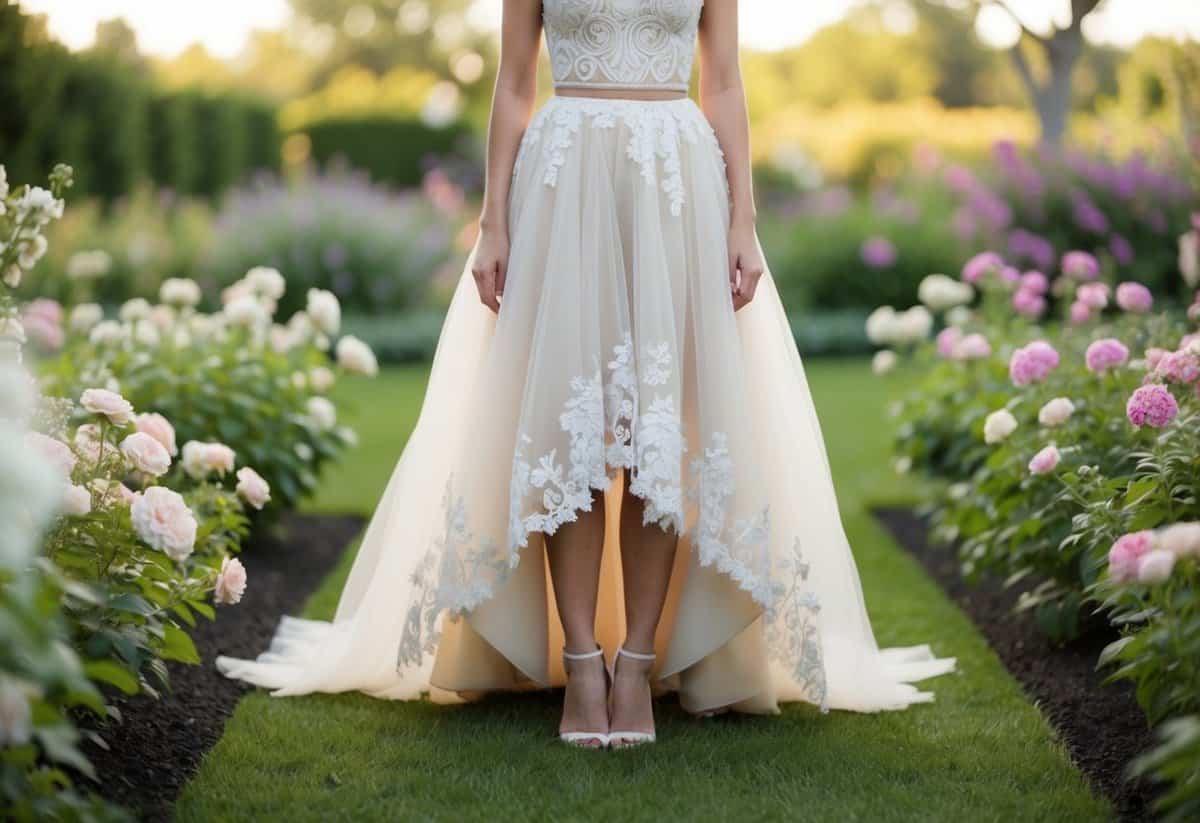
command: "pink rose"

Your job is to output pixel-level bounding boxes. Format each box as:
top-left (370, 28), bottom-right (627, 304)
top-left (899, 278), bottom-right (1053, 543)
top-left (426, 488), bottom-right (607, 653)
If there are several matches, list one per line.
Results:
top-left (1115, 282), bottom-right (1153, 314)
top-left (1028, 445), bottom-right (1060, 475)
top-left (26, 432), bottom-right (76, 479)
top-left (1009, 340), bottom-right (1060, 386)
top-left (1145, 348), bottom-right (1169, 371)
top-left (962, 251), bottom-right (1005, 283)
top-left (1062, 250), bottom-right (1100, 280)
top-left (1076, 282), bottom-right (1109, 310)
top-left (181, 441), bottom-right (236, 479)
top-left (130, 486), bottom-right (197, 561)
top-left (235, 467), bottom-right (271, 510)
top-left (20, 301), bottom-right (64, 352)
top-left (62, 484), bottom-right (92, 517)
top-left (1108, 531), bottom-right (1154, 582)
top-left (936, 327), bottom-right (963, 358)
top-left (90, 479), bottom-right (136, 507)
top-left (1136, 549), bottom-right (1176, 584)
top-left (956, 333), bottom-right (992, 360)
top-left (1019, 271), bottom-right (1049, 293)
top-left (1126, 384), bottom-right (1179, 428)
top-left (120, 432), bottom-right (171, 477)
top-left (80, 388), bottom-right (134, 425)
top-left (1068, 301), bottom-right (1092, 325)
top-left (1085, 338), bottom-right (1130, 372)
top-left (214, 556), bottom-right (247, 605)
top-left (135, 413), bottom-right (177, 456)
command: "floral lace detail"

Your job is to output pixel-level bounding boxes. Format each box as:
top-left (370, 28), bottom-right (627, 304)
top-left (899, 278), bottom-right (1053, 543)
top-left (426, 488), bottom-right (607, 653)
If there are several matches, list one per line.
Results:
top-left (519, 98), bottom-right (716, 216)
top-left (767, 538), bottom-right (828, 711)
top-left (542, 0), bottom-right (703, 93)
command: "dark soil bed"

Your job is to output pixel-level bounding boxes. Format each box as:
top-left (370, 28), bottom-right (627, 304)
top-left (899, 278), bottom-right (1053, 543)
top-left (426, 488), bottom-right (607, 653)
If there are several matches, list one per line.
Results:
top-left (874, 506), bottom-right (1156, 821)
top-left (81, 512), bottom-right (364, 823)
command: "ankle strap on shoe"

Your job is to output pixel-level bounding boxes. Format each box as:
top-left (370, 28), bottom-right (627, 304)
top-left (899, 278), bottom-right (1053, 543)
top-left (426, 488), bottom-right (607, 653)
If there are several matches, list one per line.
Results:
top-left (563, 647), bottom-right (605, 661)
top-left (617, 646), bottom-right (656, 661)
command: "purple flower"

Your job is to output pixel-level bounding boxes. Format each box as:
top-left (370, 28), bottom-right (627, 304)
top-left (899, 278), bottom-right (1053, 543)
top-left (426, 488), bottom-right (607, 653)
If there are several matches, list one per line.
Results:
top-left (1072, 194), bottom-right (1109, 235)
top-left (962, 251), bottom-right (1005, 284)
top-left (1019, 271), bottom-right (1048, 293)
top-left (1069, 301), bottom-right (1092, 325)
top-left (861, 236), bottom-right (897, 268)
top-left (1062, 250), bottom-right (1100, 280)
top-left (1009, 340), bottom-right (1060, 386)
top-left (1009, 229), bottom-right (1056, 270)
top-left (1126, 384), bottom-right (1178, 428)
top-left (1109, 234), bottom-right (1134, 265)
top-left (1085, 338), bottom-right (1130, 372)
top-left (1115, 282), bottom-right (1152, 314)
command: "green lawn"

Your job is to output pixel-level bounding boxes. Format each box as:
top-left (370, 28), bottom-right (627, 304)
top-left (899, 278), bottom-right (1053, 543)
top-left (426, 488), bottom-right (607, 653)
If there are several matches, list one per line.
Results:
top-left (176, 361), bottom-right (1110, 822)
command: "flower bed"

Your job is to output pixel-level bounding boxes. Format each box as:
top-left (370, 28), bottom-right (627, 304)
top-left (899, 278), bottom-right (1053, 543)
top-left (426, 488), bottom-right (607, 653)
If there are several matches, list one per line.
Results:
top-left (874, 219), bottom-right (1200, 818)
top-left (1, 162), bottom-right (376, 819)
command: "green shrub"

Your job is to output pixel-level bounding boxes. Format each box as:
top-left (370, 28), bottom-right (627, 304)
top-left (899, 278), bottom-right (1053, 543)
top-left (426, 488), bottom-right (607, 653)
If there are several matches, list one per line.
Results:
top-left (301, 115), bottom-right (476, 189)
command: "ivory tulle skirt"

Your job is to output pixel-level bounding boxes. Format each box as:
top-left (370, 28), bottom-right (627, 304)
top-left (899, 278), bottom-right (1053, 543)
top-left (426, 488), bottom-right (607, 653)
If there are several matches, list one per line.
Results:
top-left (217, 97), bottom-right (955, 714)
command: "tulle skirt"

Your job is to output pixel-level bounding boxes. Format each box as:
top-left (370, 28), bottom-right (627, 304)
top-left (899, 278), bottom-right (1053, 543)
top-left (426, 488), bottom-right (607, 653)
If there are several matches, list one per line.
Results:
top-left (218, 97), bottom-right (955, 714)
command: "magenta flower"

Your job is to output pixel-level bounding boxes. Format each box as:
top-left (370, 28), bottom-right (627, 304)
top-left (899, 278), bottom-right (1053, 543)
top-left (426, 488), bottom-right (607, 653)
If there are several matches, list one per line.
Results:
top-left (962, 251), bottom-right (1005, 283)
top-left (1009, 340), bottom-right (1060, 386)
top-left (1085, 338), bottom-right (1130, 373)
top-left (1115, 282), bottom-right (1152, 314)
top-left (1126, 384), bottom-right (1179, 428)
top-left (936, 327), bottom-right (963, 359)
top-left (1076, 282), bottom-right (1109, 309)
top-left (1108, 531), bottom-right (1155, 582)
top-left (1062, 250), bottom-right (1100, 280)
top-left (1019, 271), bottom-right (1048, 294)
top-left (1012, 288), bottom-right (1046, 319)
top-left (1154, 350), bottom-right (1200, 384)
top-left (1068, 301), bottom-right (1092, 325)
top-left (1109, 234), bottom-right (1134, 266)
top-left (861, 237), bottom-right (897, 268)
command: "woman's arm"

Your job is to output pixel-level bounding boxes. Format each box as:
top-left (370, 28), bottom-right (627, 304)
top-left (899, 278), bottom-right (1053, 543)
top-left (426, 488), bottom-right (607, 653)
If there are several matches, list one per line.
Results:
top-left (697, 0), bottom-right (764, 310)
top-left (472, 0), bottom-right (543, 312)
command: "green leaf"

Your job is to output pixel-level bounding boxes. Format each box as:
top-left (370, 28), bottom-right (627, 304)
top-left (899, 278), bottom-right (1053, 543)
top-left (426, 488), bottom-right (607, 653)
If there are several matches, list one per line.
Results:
top-left (83, 661), bottom-right (140, 695)
top-left (161, 622), bottom-right (200, 664)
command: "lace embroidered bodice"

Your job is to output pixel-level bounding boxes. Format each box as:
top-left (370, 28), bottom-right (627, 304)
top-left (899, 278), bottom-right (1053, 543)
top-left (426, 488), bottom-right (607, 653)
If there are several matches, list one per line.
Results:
top-left (543, 0), bottom-right (703, 93)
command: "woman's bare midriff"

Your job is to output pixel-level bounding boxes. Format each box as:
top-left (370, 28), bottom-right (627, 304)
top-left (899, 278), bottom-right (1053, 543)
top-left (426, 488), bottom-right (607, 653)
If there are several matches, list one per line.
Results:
top-left (554, 86), bottom-right (687, 101)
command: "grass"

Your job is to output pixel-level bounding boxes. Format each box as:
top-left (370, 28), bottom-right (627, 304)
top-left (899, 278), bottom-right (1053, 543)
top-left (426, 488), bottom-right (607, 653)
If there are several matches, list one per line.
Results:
top-left (176, 360), bottom-right (1110, 822)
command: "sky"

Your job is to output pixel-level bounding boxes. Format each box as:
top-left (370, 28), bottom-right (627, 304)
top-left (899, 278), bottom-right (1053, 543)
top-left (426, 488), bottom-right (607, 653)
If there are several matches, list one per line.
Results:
top-left (18, 0), bottom-right (1200, 59)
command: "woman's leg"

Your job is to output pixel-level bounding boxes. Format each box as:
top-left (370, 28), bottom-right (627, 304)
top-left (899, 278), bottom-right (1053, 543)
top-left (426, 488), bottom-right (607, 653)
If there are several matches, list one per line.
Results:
top-left (546, 490), bottom-right (608, 745)
top-left (610, 472), bottom-right (678, 739)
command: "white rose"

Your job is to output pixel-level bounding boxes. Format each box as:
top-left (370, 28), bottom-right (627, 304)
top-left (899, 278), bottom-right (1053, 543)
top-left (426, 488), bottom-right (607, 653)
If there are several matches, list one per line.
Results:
top-left (983, 409), bottom-right (1018, 444)
top-left (895, 306), bottom-right (933, 343)
top-left (306, 396), bottom-right (337, 430)
top-left (865, 306), bottom-right (897, 345)
top-left (80, 388), bottom-right (134, 424)
top-left (335, 335), bottom-right (378, 377)
top-left (17, 234), bottom-right (48, 270)
top-left (223, 295), bottom-right (268, 329)
top-left (132, 320), bottom-right (160, 347)
top-left (89, 320), bottom-right (125, 345)
top-left (1136, 548), bottom-right (1176, 584)
top-left (135, 412), bottom-right (177, 455)
top-left (1037, 397), bottom-right (1075, 428)
top-left (131, 486), bottom-right (197, 561)
top-left (159, 277), bottom-right (202, 308)
top-left (0, 316), bottom-right (26, 345)
top-left (180, 441), bottom-right (236, 479)
top-left (235, 467), bottom-right (271, 510)
top-left (245, 266), bottom-right (286, 301)
top-left (291, 371), bottom-right (307, 390)
top-left (1156, 522), bottom-right (1200, 558)
top-left (68, 303), bottom-right (104, 335)
top-left (120, 431), bottom-right (171, 476)
top-left (306, 289), bottom-right (341, 336)
top-left (118, 298), bottom-right (152, 323)
top-left (309, 366), bottom-right (335, 393)
top-left (62, 484), bottom-right (92, 516)
top-left (214, 556), bottom-right (248, 605)
top-left (872, 349), bottom-right (897, 376)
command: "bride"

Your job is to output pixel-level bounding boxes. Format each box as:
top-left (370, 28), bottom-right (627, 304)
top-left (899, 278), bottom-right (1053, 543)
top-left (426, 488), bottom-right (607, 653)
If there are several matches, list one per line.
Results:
top-left (218, 0), bottom-right (955, 749)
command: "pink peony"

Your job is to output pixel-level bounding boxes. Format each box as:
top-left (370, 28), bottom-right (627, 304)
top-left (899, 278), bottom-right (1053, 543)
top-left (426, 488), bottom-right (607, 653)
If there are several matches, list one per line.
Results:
top-left (1085, 338), bottom-right (1130, 372)
top-left (1145, 348), bottom-right (1169, 371)
top-left (214, 556), bottom-right (248, 605)
top-left (999, 265), bottom-right (1022, 286)
top-left (1115, 282), bottom-right (1153, 314)
top-left (1126, 384), bottom-right (1179, 428)
top-left (135, 413), bottom-right (177, 456)
top-left (1013, 288), bottom-right (1046, 318)
top-left (936, 326), bottom-right (963, 358)
top-left (1062, 250), bottom-right (1100, 280)
top-left (1019, 271), bottom-right (1049, 293)
top-left (130, 487), bottom-right (197, 561)
top-left (956, 333), bottom-right (992, 360)
top-left (1136, 549), bottom-right (1176, 584)
top-left (1108, 531), bottom-right (1154, 582)
top-left (235, 467), bottom-right (271, 510)
top-left (25, 432), bottom-right (76, 479)
top-left (1068, 300), bottom-right (1092, 325)
top-left (962, 251), bottom-right (1005, 283)
top-left (80, 388), bottom-right (134, 425)
top-left (1009, 340), bottom-right (1060, 386)
top-left (1076, 282), bottom-right (1109, 310)
top-left (1154, 350), bottom-right (1200, 384)
top-left (120, 432), bottom-right (171, 477)
top-left (1028, 445), bottom-right (1060, 475)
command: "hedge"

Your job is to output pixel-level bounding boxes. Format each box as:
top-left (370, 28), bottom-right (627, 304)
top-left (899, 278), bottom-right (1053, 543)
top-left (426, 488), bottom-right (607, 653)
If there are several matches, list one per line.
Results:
top-left (301, 115), bottom-right (475, 189)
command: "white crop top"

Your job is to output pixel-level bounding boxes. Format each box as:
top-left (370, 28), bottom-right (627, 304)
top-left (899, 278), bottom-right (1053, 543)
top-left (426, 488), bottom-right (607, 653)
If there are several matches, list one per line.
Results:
top-left (542, 0), bottom-right (704, 93)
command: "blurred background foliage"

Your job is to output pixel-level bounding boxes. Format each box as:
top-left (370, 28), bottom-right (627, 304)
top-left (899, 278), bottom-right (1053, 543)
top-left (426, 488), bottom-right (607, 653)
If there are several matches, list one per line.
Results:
top-left (1, 0), bottom-right (1196, 357)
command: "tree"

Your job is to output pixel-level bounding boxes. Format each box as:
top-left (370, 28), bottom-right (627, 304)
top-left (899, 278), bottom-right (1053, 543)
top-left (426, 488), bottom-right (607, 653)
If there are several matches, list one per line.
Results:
top-left (979, 0), bottom-right (1104, 144)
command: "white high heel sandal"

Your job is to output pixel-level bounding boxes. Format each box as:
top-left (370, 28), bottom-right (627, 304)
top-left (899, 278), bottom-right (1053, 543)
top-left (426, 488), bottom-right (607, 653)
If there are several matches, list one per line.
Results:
top-left (608, 647), bottom-right (657, 748)
top-left (559, 648), bottom-right (610, 749)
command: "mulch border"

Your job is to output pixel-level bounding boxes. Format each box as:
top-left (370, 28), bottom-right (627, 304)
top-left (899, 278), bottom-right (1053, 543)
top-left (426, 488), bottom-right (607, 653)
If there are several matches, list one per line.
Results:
top-left (873, 505), bottom-right (1158, 821)
top-left (80, 512), bottom-right (364, 822)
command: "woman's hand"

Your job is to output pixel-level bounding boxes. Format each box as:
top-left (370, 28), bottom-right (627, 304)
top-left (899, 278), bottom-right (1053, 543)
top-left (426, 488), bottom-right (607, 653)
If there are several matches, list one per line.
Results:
top-left (472, 221), bottom-right (509, 313)
top-left (728, 219), bottom-right (764, 311)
